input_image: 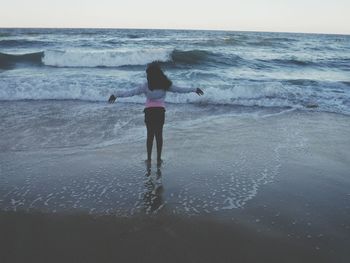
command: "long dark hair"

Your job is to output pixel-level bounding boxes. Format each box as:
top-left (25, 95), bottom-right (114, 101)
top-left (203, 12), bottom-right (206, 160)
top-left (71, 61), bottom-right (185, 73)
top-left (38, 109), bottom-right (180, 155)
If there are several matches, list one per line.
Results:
top-left (146, 62), bottom-right (172, 91)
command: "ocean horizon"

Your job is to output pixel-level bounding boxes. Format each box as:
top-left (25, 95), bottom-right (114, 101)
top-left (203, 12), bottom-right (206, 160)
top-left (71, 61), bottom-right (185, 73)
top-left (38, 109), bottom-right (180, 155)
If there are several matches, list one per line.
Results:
top-left (1, 28), bottom-right (349, 113)
top-left (1, 27), bottom-right (350, 262)
top-left (1, 26), bottom-right (350, 35)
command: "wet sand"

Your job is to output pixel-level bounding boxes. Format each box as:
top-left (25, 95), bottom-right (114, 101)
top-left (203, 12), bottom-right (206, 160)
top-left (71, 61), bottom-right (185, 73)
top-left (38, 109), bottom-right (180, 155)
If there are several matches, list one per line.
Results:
top-left (0, 211), bottom-right (332, 263)
top-left (1, 110), bottom-right (350, 262)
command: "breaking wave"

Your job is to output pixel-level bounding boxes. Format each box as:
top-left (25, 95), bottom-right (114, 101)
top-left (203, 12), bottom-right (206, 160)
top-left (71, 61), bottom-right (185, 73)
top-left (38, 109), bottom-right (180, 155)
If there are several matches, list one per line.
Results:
top-left (2, 49), bottom-right (344, 70)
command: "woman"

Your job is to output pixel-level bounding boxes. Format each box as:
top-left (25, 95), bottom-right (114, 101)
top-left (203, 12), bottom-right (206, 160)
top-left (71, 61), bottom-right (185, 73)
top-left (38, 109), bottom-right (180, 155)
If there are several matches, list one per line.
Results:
top-left (108, 62), bottom-right (204, 165)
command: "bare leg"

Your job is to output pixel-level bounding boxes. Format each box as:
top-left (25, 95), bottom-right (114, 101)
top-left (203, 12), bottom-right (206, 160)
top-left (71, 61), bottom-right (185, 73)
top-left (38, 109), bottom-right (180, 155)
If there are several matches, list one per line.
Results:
top-left (155, 125), bottom-right (163, 163)
top-left (146, 125), bottom-right (155, 161)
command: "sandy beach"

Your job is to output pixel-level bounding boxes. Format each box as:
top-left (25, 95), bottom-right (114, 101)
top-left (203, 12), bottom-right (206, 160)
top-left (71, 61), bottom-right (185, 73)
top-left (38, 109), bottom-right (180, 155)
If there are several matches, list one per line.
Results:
top-left (0, 211), bottom-right (334, 263)
top-left (1, 105), bottom-right (349, 262)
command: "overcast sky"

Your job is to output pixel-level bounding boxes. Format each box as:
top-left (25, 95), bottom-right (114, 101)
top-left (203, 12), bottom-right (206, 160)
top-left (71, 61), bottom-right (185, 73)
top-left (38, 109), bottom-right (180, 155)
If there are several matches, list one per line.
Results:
top-left (1, 0), bottom-right (349, 34)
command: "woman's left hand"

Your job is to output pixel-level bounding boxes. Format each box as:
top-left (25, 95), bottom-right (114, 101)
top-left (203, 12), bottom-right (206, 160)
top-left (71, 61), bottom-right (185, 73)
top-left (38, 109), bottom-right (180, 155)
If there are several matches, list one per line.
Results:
top-left (196, 88), bottom-right (204, 96)
top-left (108, 94), bottom-right (116, 103)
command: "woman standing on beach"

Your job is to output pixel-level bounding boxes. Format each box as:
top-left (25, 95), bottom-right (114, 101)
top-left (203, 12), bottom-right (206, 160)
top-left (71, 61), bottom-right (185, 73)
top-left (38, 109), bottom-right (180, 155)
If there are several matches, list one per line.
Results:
top-left (108, 62), bottom-right (204, 165)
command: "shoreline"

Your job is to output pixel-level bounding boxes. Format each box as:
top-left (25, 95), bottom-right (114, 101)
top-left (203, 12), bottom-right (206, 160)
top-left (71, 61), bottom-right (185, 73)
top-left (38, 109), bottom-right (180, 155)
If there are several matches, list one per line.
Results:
top-left (1, 110), bottom-right (349, 262)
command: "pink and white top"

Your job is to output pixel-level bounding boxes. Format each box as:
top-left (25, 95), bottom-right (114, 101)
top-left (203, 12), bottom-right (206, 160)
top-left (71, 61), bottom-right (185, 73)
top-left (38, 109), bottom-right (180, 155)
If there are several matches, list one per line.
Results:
top-left (115, 83), bottom-right (197, 108)
top-left (145, 98), bottom-right (165, 108)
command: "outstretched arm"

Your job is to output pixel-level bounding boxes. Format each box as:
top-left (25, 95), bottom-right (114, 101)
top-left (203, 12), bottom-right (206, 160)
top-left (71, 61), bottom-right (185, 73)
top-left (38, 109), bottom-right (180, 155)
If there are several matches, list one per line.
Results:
top-left (108, 84), bottom-right (145, 103)
top-left (169, 85), bottom-right (204, 96)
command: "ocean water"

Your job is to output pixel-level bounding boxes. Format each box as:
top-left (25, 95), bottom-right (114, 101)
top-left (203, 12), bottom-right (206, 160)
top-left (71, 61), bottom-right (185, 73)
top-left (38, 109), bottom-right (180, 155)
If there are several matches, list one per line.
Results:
top-left (1, 28), bottom-right (350, 214)
top-left (1, 28), bottom-right (350, 154)
top-left (0, 28), bottom-right (349, 111)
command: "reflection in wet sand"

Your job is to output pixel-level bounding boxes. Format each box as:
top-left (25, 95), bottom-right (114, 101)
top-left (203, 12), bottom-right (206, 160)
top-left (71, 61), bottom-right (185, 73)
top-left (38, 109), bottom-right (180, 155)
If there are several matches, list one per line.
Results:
top-left (143, 162), bottom-right (164, 213)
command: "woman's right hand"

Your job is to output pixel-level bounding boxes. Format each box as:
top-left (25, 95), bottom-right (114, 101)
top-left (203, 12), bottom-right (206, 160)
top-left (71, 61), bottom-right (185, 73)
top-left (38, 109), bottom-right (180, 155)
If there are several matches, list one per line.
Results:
top-left (196, 88), bottom-right (204, 96)
top-left (108, 94), bottom-right (116, 103)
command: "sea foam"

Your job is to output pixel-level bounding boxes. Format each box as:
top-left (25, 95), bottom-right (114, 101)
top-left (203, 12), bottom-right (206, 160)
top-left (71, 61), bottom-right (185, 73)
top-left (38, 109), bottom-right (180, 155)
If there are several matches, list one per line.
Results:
top-left (42, 49), bottom-right (172, 67)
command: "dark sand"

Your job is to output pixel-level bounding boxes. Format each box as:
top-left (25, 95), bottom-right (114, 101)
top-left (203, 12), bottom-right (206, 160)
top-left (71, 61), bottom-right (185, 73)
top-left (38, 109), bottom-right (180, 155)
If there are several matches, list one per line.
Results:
top-left (0, 211), bottom-right (332, 263)
top-left (1, 110), bottom-right (350, 262)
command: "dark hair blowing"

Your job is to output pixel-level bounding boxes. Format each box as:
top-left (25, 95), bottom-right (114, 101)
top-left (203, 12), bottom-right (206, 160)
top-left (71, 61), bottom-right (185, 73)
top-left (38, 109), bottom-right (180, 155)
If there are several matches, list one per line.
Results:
top-left (146, 62), bottom-right (172, 91)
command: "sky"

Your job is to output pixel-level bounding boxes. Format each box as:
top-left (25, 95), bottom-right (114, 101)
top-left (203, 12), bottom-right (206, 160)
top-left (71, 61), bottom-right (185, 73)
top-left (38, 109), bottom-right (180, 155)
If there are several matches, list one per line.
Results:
top-left (0, 0), bottom-right (349, 34)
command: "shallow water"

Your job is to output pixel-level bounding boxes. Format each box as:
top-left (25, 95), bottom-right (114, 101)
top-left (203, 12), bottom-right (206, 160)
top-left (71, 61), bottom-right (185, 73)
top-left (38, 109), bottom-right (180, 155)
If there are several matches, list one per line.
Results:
top-left (1, 105), bottom-right (349, 216)
top-left (1, 28), bottom-right (350, 263)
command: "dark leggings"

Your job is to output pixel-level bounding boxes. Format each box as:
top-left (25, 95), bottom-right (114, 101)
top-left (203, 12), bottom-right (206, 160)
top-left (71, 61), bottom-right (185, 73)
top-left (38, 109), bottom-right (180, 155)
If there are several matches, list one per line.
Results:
top-left (144, 107), bottom-right (165, 161)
